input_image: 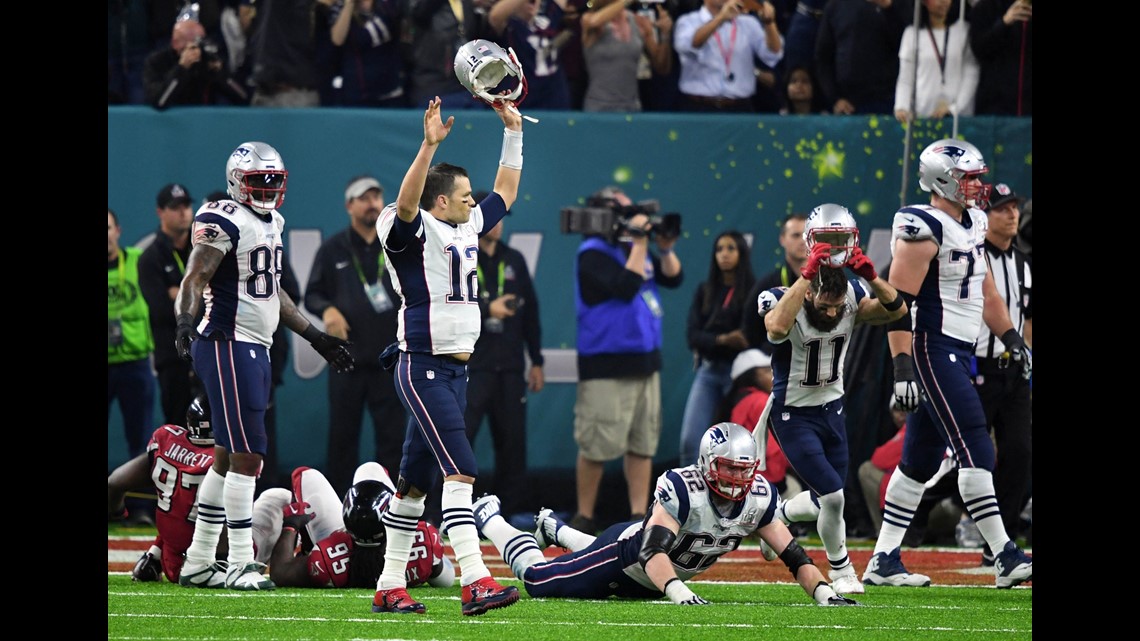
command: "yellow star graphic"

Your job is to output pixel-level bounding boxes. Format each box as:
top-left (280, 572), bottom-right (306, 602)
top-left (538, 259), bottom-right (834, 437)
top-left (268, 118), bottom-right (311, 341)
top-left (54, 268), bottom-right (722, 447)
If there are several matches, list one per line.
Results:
top-left (812, 142), bottom-right (845, 181)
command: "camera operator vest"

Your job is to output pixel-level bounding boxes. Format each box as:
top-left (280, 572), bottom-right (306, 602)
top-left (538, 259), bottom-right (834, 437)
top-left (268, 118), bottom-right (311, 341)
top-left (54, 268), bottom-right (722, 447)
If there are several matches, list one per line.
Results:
top-left (575, 237), bottom-right (662, 356)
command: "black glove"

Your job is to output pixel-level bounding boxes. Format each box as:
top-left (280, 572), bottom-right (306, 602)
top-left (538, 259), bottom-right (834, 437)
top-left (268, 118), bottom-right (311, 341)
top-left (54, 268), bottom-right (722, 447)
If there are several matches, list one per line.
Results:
top-left (892, 354), bottom-right (922, 412)
top-left (826, 595), bottom-right (859, 606)
top-left (282, 501), bottom-right (315, 531)
top-left (999, 329), bottom-right (1032, 380)
top-left (302, 326), bottom-right (354, 373)
top-left (175, 313), bottom-right (195, 362)
top-left (132, 551), bottom-right (162, 582)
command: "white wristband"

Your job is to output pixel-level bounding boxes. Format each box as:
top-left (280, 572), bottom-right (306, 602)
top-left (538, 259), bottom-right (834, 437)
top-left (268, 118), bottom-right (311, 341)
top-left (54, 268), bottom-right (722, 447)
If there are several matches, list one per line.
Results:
top-left (664, 578), bottom-right (696, 604)
top-left (500, 128), bottom-right (523, 169)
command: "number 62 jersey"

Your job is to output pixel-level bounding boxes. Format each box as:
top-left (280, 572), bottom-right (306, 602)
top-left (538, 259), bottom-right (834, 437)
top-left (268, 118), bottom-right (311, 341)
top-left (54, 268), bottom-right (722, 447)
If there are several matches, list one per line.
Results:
top-left (622, 466), bottom-right (779, 590)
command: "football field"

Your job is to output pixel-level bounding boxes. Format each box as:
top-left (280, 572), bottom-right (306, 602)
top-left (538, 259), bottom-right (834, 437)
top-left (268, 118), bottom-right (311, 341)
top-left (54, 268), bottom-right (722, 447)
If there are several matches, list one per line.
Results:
top-left (109, 534), bottom-right (1032, 640)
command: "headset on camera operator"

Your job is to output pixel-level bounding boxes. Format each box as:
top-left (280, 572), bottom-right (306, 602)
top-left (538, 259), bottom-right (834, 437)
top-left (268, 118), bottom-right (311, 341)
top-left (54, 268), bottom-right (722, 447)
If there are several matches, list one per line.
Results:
top-left (143, 18), bottom-right (249, 110)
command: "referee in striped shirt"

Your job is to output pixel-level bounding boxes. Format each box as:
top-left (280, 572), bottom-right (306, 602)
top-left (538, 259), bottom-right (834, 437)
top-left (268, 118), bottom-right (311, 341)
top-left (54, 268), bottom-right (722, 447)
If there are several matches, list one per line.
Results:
top-left (972, 182), bottom-right (1032, 566)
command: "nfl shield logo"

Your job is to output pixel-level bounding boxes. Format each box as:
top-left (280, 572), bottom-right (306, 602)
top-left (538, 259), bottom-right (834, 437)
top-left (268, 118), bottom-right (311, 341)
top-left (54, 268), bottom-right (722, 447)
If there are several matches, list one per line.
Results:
top-left (781, 412), bottom-right (790, 421)
top-left (427, 370), bottom-right (435, 380)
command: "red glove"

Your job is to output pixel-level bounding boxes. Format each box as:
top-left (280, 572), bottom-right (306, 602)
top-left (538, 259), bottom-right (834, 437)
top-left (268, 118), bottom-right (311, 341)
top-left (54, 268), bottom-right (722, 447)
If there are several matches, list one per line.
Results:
top-left (801, 242), bottom-right (832, 280)
top-left (846, 247), bottom-right (877, 281)
top-left (282, 501), bottom-right (314, 531)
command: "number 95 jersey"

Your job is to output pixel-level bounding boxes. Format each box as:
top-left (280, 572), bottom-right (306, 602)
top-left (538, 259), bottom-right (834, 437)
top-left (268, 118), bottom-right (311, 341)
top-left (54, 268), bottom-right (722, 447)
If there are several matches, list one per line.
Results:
top-left (625, 466), bottom-right (779, 589)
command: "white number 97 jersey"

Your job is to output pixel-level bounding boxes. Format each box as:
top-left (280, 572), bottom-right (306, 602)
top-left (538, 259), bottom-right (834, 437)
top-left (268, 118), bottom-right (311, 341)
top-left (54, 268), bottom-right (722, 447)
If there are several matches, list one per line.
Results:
top-left (623, 466), bottom-right (779, 589)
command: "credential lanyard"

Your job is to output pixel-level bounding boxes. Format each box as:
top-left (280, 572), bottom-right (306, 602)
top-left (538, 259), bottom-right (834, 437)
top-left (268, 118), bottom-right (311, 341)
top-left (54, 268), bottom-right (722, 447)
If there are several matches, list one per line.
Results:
top-left (477, 260), bottom-right (505, 300)
top-left (350, 248), bottom-right (384, 285)
top-left (926, 25), bottom-right (950, 84)
top-left (713, 20), bottom-right (738, 82)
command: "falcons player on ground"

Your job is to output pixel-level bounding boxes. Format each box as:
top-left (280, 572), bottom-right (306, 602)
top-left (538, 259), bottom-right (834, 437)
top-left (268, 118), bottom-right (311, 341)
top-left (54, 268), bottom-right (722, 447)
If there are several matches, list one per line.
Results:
top-left (251, 462), bottom-right (455, 589)
top-left (109, 396), bottom-right (220, 583)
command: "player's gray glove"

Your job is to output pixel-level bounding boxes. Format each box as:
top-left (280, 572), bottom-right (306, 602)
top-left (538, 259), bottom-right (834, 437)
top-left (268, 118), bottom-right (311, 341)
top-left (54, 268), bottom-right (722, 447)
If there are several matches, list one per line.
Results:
top-left (132, 551), bottom-right (162, 582)
top-left (664, 578), bottom-right (709, 605)
top-left (892, 354), bottom-right (922, 412)
top-left (999, 329), bottom-right (1032, 380)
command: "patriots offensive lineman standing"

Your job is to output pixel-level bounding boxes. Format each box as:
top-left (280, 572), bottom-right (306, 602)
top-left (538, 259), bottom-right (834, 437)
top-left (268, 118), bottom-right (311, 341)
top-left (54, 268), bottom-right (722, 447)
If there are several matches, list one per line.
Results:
top-left (173, 141), bottom-right (354, 591)
top-left (862, 138), bottom-right (1033, 589)
top-left (369, 93), bottom-right (525, 617)
top-left (472, 423), bottom-right (858, 606)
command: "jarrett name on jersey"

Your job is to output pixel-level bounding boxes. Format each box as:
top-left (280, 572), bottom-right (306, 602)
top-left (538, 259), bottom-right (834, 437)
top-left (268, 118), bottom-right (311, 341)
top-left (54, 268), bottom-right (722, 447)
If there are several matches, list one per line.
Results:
top-left (892, 204), bottom-right (989, 343)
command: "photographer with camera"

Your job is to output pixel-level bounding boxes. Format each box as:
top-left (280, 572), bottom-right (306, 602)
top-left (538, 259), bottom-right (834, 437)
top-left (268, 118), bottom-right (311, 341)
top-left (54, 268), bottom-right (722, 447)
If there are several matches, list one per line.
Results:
top-left (567, 185), bottom-right (683, 533)
top-left (463, 192), bottom-right (545, 521)
top-left (143, 17), bottom-right (249, 109)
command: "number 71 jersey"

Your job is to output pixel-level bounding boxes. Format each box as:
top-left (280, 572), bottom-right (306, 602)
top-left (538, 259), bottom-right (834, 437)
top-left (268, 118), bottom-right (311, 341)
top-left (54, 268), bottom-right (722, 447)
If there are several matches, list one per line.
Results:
top-left (891, 204), bottom-right (989, 343)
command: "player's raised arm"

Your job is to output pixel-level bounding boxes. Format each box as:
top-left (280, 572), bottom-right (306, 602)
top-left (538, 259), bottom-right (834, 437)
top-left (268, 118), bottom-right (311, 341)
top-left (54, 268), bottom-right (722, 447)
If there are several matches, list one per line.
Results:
top-left (396, 97), bottom-right (455, 222)
top-left (491, 100), bottom-right (524, 211)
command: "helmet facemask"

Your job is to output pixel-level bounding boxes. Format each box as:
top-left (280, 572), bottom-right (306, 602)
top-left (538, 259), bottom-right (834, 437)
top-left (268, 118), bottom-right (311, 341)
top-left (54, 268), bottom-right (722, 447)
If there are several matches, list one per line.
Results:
top-left (454, 40), bottom-right (529, 107)
top-left (705, 456), bottom-right (760, 501)
top-left (234, 170), bottom-right (287, 213)
top-left (697, 422), bottom-right (760, 502)
top-left (804, 203), bottom-right (860, 267)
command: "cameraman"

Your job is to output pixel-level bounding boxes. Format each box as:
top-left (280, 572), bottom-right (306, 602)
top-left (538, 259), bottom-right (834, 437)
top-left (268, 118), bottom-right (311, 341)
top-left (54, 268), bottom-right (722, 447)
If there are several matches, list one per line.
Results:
top-left (570, 186), bottom-right (683, 533)
top-left (143, 18), bottom-right (249, 110)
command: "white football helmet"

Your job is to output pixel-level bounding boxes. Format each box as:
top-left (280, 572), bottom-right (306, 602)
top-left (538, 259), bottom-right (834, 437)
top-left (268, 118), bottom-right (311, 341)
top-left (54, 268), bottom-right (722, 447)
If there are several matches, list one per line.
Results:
top-left (697, 422), bottom-right (760, 501)
top-left (918, 138), bottom-right (991, 208)
top-left (454, 39), bottom-right (528, 106)
top-left (226, 141), bottom-right (288, 214)
top-left (804, 203), bottom-right (859, 267)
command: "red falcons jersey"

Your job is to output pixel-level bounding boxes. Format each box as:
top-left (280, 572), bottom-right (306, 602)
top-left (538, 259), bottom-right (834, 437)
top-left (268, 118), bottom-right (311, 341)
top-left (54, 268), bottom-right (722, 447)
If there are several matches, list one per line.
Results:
top-left (305, 521), bottom-right (444, 588)
top-left (145, 425), bottom-right (215, 583)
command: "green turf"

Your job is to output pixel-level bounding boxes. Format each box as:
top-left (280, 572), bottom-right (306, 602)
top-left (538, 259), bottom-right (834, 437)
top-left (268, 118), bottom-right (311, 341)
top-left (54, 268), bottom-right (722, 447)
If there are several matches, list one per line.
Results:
top-left (108, 574), bottom-right (1031, 641)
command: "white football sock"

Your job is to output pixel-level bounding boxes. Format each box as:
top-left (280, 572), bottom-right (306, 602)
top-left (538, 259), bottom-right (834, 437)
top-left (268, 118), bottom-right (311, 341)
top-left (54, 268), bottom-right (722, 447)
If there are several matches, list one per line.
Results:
top-left (873, 469), bottom-right (926, 554)
top-left (377, 493), bottom-right (425, 590)
top-left (816, 489), bottom-right (850, 570)
top-left (442, 480), bottom-right (491, 586)
top-left (958, 467), bottom-right (1011, 551)
top-left (184, 467), bottom-right (226, 567)
top-left (223, 472), bottom-right (257, 567)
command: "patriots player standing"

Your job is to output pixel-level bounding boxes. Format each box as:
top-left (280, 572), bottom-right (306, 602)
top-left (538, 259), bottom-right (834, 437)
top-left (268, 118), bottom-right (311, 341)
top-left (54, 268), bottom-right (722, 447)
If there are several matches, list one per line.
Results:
top-left (173, 141), bottom-right (354, 591)
top-left (472, 423), bottom-right (858, 606)
top-left (756, 203), bottom-right (908, 596)
top-left (370, 95), bottom-right (525, 617)
top-left (863, 138), bottom-right (1033, 589)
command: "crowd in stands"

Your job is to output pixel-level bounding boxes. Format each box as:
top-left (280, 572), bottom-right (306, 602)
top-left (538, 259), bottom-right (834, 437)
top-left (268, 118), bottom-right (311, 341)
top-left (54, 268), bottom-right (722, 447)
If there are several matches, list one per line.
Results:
top-left (108, 0), bottom-right (1031, 116)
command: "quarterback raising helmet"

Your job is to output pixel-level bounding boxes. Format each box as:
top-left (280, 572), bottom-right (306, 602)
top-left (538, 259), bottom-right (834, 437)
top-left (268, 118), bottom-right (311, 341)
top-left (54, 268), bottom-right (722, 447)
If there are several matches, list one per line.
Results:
top-left (697, 423), bottom-right (760, 501)
top-left (918, 138), bottom-right (991, 209)
top-left (225, 141), bottom-right (288, 214)
top-left (804, 203), bottom-right (860, 268)
top-left (454, 39), bottom-right (528, 106)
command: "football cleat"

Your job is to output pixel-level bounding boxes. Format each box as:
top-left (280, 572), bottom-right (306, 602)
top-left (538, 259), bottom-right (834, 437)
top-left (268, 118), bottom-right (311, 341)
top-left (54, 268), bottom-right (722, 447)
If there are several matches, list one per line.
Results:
top-left (829, 565), bottom-right (866, 595)
top-left (472, 494), bottom-right (502, 539)
top-left (225, 562), bottom-right (275, 591)
top-left (372, 587), bottom-right (426, 614)
top-left (862, 548), bottom-right (931, 587)
top-left (534, 508), bottom-right (569, 550)
top-left (994, 541), bottom-right (1032, 589)
top-left (461, 576), bottom-right (520, 616)
top-left (178, 560), bottom-right (228, 588)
